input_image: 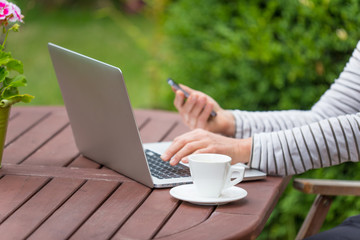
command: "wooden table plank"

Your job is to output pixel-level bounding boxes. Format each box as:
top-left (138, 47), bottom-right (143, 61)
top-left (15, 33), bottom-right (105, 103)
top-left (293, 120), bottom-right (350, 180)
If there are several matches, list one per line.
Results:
top-left (6, 108), bottom-right (51, 146)
top-left (155, 202), bottom-right (214, 238)
top-left (3, 108), bottom-right (70, 164)
top-left (28, 180), bottom-right (120, 240)
top-left (135, 109), bottom-right (181, 143)
top-left (68, 155), bottom-right (101, 168)
top-left (112, 189), bottom-right (179, 240)
top-left (216, 181), bottom-right (278, 215)
top-left (162, 122), bottom-right (190, 142)
top-left (157, 212), bottom-right (260, 240)
top-left (70, 182), bottom-right (151, 240)
top-left (139, 117), bottom-right (177, 143)
top-left (0, 164), bottom-right (132, 182)
top-left (0, 177), bottom-right (84, 239)
top-left (22, 125), bottom-right (79, 166)
top-left (214, 177), bottom-right (290, 238)
top-left (133, 109), bottom-right (150, 129)
top-left (135, 109), bottom-right (190, 143)
top-left (0, 175), bottom-right (49, 223)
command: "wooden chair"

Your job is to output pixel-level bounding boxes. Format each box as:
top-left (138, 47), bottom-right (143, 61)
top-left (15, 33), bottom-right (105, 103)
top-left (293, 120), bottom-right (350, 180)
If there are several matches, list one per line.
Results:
top-left (293, 178), bottom-right (360, 239)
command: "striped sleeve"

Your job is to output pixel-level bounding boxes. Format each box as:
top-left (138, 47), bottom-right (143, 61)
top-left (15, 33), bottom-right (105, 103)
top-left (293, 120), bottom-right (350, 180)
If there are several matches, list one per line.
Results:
top-left (250, 113), bottom-right (360, 175)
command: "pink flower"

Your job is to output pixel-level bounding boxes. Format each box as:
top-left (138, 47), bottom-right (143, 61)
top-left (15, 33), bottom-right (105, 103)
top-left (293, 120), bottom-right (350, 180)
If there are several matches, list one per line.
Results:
top-left (0, 1), bottom-right (10, 21)
top-left (0, 1), bottom-right (23, 24)
top-left (8, 3), bottom-right (23, 22)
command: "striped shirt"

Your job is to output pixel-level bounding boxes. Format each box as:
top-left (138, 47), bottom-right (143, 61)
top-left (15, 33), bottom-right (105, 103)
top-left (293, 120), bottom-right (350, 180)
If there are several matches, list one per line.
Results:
top-left (232, 41), bottom-right (360, 176)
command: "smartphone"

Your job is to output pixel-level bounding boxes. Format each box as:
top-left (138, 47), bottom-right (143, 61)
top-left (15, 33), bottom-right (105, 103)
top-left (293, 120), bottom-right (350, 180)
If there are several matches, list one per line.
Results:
top-left (167, 78), bottom-right (217, 117)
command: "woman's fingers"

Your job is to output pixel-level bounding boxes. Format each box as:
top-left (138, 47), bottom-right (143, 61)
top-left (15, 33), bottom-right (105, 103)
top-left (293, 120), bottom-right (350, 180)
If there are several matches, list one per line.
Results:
top-left (161, 130), bottom-right (203, 164)
top-left (174, 90), bottom-right (185, 109)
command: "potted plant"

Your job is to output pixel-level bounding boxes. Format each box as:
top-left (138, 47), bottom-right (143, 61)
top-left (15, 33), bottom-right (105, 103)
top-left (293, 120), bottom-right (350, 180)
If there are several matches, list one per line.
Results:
top-left (0, 1), bottom-right (34, 168)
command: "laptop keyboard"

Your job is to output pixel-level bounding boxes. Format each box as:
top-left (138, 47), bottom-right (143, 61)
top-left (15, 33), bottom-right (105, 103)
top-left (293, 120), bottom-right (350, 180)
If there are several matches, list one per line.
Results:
top-left (145, 149), bottom-right (191, 179)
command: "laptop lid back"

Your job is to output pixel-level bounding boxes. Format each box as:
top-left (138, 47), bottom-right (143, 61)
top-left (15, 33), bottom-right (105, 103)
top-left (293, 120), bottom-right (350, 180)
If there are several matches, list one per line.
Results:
top-left (48, 43), bottom-right (154, 188)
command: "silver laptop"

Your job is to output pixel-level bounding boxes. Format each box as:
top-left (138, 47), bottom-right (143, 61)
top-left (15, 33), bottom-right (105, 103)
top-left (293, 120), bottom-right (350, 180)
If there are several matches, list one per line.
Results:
top-left (48, 43), bottom-right (266, 188)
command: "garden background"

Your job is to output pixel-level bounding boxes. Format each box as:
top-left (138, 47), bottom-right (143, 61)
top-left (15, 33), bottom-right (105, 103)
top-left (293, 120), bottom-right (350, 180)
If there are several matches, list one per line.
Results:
top-left (8, 0), bottom-right (360, 239)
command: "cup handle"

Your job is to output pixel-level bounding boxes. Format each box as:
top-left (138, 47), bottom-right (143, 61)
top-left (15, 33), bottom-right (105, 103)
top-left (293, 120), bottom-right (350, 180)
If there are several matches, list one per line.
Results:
top-left (224, 165), bottom-right (245, 190)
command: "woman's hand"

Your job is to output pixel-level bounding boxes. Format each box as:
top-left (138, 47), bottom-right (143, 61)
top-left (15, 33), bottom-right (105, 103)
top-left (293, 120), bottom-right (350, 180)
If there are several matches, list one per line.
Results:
top-left (173, 84), bottom-right (235, 137)
top-left (161, 129), bottom-right (252, 166)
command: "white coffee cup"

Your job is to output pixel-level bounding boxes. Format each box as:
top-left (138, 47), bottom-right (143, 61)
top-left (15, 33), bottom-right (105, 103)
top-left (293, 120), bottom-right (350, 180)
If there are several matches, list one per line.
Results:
top-left (188, 153), bottom-right (245, 198)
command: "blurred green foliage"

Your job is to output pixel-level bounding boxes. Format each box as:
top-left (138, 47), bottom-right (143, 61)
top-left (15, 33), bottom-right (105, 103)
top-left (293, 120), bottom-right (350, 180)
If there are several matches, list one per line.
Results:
top-left (162, 0), bottom-right (360, 239)
top-left (163, 0), bottom-right (360, 111)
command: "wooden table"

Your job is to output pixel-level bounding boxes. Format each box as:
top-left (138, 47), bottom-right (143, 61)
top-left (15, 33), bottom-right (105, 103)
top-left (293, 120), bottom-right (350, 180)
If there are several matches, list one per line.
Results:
top-left (0, 107), bottom-right (290, 240)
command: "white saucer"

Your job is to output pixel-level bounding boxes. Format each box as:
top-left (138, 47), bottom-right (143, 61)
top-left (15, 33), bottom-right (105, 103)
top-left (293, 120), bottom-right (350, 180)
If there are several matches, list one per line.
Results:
top-left (170, 184), bottom-right (247, 205)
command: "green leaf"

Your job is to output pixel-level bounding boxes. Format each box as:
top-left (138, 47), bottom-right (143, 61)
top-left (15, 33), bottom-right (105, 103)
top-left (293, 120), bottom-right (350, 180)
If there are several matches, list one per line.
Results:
top-left (1, 86), bottom-right (19, 99)
top-left (8, 94), bottom-right (34, 103)
top-left (0, 94), bottom-right (34, 107)
top-left (1, 75), bottom-right (29, 100)
top-left (0, 51), bottom-right (23, 73)
top-left (2, 77), bottom-right (11, 88)
top-left (6, 59), bottom-right (23, 74)
top-left (1, 75), bottom-right (27, 99)
top-left (7, 75), bottom-right (27, 88)
top-left (0, 51), bottom-right (12, 66)
top-left (0, 67), bottom-right (9, 83)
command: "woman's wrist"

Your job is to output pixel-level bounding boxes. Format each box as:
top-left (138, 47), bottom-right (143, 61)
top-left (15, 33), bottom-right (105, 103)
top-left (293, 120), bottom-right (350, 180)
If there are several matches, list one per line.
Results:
top-left (219, 110), bottom-right (236, 137)
top-left (232, 138), bottom-right (252, 165)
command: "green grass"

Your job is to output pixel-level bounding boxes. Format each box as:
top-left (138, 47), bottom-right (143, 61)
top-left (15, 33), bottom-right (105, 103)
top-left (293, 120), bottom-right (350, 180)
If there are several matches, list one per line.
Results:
top-left (5, 5), bottom-right (162, 108)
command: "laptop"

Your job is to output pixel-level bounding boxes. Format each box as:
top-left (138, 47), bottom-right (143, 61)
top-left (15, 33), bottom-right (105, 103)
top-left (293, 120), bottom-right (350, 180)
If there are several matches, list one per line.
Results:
top-left (48, 43), bottom-right (266, 188)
